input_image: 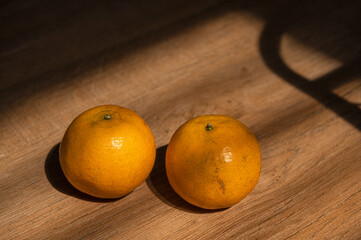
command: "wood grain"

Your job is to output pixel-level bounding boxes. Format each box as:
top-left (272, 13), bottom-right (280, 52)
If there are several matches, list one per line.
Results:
top-left (1, 0), bottom-right (361, 239)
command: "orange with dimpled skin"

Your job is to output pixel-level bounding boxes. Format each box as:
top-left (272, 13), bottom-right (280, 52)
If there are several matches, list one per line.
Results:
top-left (166, 115), bottom-right (261, 209)
top-left (59, 105), bottom-right (156, 199)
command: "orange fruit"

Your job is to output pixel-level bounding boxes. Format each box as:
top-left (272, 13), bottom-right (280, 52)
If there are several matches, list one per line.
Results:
top-left (59, 105), bottom-right (156, 198)
top-left (166, 115), bottom-right (261, 209)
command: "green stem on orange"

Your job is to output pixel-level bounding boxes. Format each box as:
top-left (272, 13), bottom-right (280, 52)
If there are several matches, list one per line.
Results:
top-left (104, 114), bottom-right (111, 120)
top-left (206, 123), bottom-right (213, 131)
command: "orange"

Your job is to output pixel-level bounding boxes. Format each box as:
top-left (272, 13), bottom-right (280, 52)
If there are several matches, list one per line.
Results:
top-left (166, 115), bottom-right (261, 209)
top-left (59, 105), bottom-right (156, 198)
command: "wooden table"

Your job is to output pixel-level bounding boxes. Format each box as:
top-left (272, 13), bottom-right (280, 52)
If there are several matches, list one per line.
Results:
top-left (1, 0), bottom-right (360, 239)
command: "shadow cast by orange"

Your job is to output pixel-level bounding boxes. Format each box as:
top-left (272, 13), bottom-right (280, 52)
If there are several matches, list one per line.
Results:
top-left (44, 143), bottom-right (119, 202)
top-left (146, 145), bottom-right (225, 213)
top-left (45, 143), bottom-right (226, 211)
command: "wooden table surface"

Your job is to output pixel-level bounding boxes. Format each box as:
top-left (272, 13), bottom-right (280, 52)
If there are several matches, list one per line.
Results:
top-left (1, 0), bottom-right (361, 239)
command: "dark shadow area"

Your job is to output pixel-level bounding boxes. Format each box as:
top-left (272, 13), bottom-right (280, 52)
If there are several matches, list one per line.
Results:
top-left (0, 0), bottom-right (230, 113)
top-left (45, 143), bottom-right (119, 202)
top-left (146, 145), bottom-right (224, 213)
top-left (255, 0), bottom-right (361, 131)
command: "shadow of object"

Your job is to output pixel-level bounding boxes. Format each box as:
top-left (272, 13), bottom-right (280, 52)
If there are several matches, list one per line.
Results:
top-left (257, 0), bottom-right (361, 131)
top-left (44, 143), bottom-right (117, 202)
top-left (146, 145), bottom-right (224, 213)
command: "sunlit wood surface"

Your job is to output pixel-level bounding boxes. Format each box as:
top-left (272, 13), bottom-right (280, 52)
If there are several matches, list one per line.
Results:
top-left (1, 0), bottom-right (360, 239)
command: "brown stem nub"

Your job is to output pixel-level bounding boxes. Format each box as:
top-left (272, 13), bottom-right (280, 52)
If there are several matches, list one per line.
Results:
top-left (206, 123), bottom-right (213, 131)
top-left (104, 114), bottom-right (111, 120)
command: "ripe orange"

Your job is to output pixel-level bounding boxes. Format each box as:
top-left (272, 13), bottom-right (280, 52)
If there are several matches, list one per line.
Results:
top-left (59, 105), bottom-right (156, 198)
top-left (166, 115), bottom-right (261, 209)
